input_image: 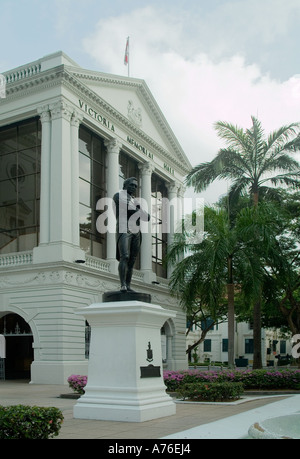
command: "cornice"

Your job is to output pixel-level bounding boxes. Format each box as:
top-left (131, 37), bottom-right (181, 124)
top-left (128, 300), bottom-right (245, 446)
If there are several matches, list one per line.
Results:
top-left (2, 64), bottom-right (191, 175)
top-left (2, 66), bottom-right (65, 103)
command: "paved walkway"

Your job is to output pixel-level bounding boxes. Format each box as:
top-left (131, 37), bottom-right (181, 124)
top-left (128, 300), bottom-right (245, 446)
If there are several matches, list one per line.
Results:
top-left (0, 380), bottom-right (299, 439)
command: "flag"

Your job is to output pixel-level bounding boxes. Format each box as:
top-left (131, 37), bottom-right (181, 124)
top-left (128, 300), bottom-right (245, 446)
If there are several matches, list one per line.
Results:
top-left (124, 37), bottom-right (129, 65)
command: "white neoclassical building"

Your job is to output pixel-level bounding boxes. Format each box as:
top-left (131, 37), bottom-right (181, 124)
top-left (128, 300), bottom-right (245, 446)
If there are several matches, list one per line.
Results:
top-left (0, 51), bottom-right (192, 384)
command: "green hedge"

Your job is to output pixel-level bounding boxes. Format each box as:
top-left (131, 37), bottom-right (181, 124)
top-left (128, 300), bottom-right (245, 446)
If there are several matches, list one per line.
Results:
top-left (178, 382), bottom-right (244, 402)
top-left (164, 368), bottom-right (300, 392)
top-left (0, 405), bottom-right (64, 439)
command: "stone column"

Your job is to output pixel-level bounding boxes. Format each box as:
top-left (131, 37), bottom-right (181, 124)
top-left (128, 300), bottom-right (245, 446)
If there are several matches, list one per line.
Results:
top-left (166, 181), bottom-right (180, 277)
top-left (178, 184), bottom-right (186, 224)
top-left (37, 105), bottom-right (51, 245)
top-left (167, 335), bottom-right (174, 362)
top-left (176, 184), bottom-right (186, 265)
top-left (33, 99), bottom-right (85, 263)
top-left (139, 162), bottom-right (155, 282)
top-left (166, 181), bottom-right (179, 246)
top-left (104, 139), bottom-right (121, 268)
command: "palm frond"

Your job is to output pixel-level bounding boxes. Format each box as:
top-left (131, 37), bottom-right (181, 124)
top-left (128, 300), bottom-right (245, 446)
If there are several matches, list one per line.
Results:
top-left (267, 123), bottom-right (300, 155)
top-left (185, 161), bottom-right (218, 191)
top-left (266, 173), bottom-right (300, 189)
top-left (185, 148), bottom-right (252, 192)
top-left (227, 177), bottom-right (252, 206)
top-left (214, 120), bottom-right (251, 153)
top-left (246, 116), bottom-right (267, 160)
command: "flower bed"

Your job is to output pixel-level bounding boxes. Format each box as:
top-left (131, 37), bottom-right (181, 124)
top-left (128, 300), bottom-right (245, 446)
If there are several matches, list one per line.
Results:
top-left (67, 369), bottom-right (300, 400)
top-left (163, 368), bottom-right (300, 392)
top-left (67, 375), bottom-right (87, 395)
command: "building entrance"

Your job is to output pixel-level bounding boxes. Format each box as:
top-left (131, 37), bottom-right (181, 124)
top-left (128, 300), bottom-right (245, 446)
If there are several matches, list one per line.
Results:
top-left (0, 313), bottom-right (33, 379)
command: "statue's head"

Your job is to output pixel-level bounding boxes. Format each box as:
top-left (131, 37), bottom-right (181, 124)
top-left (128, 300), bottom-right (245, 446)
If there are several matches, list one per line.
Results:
top-left (123, 177), bottom-right (138, 195)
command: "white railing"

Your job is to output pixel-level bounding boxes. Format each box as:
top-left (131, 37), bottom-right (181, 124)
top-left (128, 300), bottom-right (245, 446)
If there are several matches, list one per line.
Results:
top-left (0, 251), bottom-right (33, 266)
top-left (85, 256), bottom-right (111, 273)
top-left (5, 63), bottom-right (41, 84)
top-left (0, 252), bottom-right (170, 290)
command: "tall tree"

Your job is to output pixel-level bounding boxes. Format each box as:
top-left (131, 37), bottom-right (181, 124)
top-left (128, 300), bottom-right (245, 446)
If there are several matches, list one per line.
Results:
top-left (167, 205), bottom-right (239, 367)
top-left (186, 116), bottom-right (300, 368)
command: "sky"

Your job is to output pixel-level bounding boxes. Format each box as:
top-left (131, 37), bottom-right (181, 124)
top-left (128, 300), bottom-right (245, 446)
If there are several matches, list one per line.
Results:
top-left (1, 0), bottom-right (300, 204)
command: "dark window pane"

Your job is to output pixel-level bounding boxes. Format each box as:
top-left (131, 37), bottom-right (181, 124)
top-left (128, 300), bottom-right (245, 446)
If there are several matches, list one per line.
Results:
top-left (20, 174), bottom-right (38, 201)
top-left (151, 173), bottom-right (168, 277)
top-left (93, 161), bottom-right (105, 189)
top-left (18, 226), bottom-right (38, 251)
top-left (79, 129), bottom-right (91, 157)
top-left (0, 126), bottom-right (17, 154)
top-left (79, 179), bottom-right (91, 207)
top-left (19, 148), bottom-right (38, 174)
top-left (0, 152), bottom-right (16, 180)
top-left (0, 203), bottom-right (17, 229)
top-left (0, 230), bottom-right (16, 252)
top-left (79, 126), bottom-right (107, 259)
top-left (245, 339), bottom-right (253, 354)
top-left (17, 122), bottom-right (38, 151)
top-left (204, 339), bottom-right (211, 352)
top-left (93, 137), bottom-right (104, 164)
top-left (92, 185), bottom-right (104, 210)
top-left (0, 118), bottom-right (40, 254)
top-left (222, 339), bottom-right (228, 352)
top-left (79, 204), bottom-right (92, 230)
top-left (79, 153), bottom-right (91, 182)
top-left (0, 179), bottom-right (17, 205)
top-left (18, 200), bottom-right (37, 227)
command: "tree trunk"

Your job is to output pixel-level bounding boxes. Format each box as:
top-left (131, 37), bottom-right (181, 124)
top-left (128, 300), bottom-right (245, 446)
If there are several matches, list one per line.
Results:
top-left (227, 283), bottom-right (235, 368)
top-left (185, 324), bottom-right (214, 354)
top-left (252, 194), bottom-right (262, 369)
top-left (253, 300), bottom-right (262, 369)
top-left (253, 191), bottom-right (259, 207)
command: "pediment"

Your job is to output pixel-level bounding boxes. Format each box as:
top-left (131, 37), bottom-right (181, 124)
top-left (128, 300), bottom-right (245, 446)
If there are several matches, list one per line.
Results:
top-left (66, 67), bottom-right (191, 174)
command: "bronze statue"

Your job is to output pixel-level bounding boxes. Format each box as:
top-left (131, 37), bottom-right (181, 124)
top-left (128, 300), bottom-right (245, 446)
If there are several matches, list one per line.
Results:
top-left (113, 177), bottom-right (150, 292)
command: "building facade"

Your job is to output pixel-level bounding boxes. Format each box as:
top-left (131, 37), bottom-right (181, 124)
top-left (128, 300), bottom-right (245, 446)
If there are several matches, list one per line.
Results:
top-left (0, 52), bottom-right (192, 384)
top-left (187, 320), bottom-right (293, 367)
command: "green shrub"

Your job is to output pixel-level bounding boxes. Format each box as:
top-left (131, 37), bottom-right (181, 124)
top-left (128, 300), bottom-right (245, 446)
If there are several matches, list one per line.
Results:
top-left (178, 382), bottom-right (244, 402)
top-left (0, 405), bottom-right (64, 439)
top-left (164, 368), bottom-right (300, 391)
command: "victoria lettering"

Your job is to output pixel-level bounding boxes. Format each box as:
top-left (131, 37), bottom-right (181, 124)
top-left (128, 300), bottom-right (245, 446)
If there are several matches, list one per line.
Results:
top-left (78, 100), bottom-right (115, 132)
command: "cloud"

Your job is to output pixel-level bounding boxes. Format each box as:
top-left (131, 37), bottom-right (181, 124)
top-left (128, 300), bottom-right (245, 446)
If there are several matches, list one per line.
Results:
top-left (82, 4), bottom-right (300, 203)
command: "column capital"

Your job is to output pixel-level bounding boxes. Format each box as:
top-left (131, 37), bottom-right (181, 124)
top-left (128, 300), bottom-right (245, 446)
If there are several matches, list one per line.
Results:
top-left (166, 180), bottom-right (180, 195)
top-left (104, 138), bottom-right (122, 154)
top-left (178, 184), bottom-right (186, 198)
top-left (138, 161), bottom-right (154, 176)
top-left (71, 110), bottom-right (84, 128)
top-left (49, 100), bottom-right (73, 121)
top-left (37, 105), bottom-right (51, 123)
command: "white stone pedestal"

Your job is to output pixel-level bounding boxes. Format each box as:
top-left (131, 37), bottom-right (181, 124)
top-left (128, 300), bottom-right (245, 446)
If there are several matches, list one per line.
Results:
top-left (73, 301), bottom-right (176, 422)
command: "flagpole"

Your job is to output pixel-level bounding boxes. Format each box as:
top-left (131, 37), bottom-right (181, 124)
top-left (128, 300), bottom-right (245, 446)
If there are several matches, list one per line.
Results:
top-left (124, 36), bottom-right (130, 77)
top-left (128, 37), bottom-right (130, 77)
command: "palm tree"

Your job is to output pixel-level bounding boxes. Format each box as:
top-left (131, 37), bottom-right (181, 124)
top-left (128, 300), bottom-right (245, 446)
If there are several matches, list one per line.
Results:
top-left (167, 205), bottom-right (239, 367)
top-left (187, 116), bottom-right (300, 206)
top-left (186, 116), bottom-right (300, 368)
